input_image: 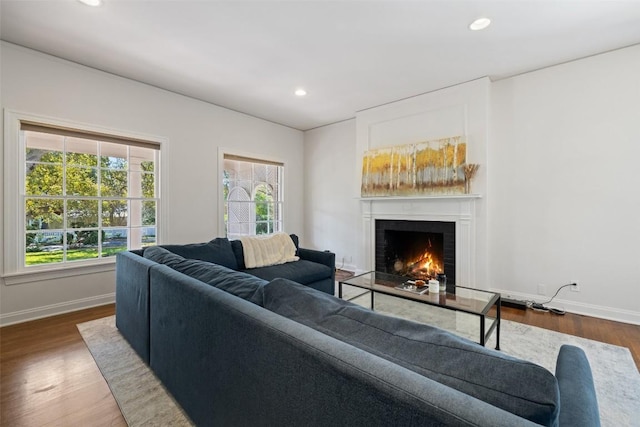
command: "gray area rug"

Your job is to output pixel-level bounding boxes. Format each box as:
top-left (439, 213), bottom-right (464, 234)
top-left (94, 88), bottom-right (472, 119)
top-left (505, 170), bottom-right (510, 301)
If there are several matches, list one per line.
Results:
top-left (77, 316), bottom-right (193, 426)
top-left (79, 297), bottom-right (639, 427)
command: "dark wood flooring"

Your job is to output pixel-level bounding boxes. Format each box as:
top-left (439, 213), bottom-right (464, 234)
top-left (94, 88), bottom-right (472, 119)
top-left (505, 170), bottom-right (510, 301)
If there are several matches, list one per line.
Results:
top-left (1, 273), bottom-right (638, 425)
top-left (0, 305), bottom-right (127, 427)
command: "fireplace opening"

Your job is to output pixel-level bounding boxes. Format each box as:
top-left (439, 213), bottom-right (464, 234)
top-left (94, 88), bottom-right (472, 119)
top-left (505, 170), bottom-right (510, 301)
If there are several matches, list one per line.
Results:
top-left (375, 220), bottom-right (455, 285)
top-left (383, 230), bottom-right (443, 280)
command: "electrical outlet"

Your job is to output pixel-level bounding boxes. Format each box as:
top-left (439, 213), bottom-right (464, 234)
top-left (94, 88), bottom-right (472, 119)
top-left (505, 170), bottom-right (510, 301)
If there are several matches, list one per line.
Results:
top-left (537, 284), bottom-right (546, 295)
top-left (570, 281), bottom-right (580, 292)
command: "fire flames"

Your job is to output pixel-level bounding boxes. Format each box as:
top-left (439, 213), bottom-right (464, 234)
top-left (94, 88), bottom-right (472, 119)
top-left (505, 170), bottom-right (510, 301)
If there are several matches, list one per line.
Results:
top-left (394, 249), bottom-right (443, 280)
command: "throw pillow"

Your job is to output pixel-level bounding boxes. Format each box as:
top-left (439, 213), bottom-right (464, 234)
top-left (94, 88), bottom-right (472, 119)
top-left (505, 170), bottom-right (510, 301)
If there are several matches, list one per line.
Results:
top-left (158, 237), bottom-right (238, 270)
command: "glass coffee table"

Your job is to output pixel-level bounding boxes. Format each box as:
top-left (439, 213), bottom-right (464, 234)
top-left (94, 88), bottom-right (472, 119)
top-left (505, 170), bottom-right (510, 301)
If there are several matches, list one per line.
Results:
top-left (338, 271), bottom-right (501, 349)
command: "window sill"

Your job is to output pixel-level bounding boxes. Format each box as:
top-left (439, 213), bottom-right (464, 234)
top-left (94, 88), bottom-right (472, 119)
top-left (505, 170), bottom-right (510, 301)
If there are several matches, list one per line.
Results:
top-left (2, 260), bottom-right (116, 286)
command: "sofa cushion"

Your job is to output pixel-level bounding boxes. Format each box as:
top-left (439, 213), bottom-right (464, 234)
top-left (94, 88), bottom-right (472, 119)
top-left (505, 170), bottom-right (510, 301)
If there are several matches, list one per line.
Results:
top-left (159, 237), bottom-right (238, 270)
top-left (243, 260), bottom-right (332, 285)
top-left (263, 278), bottom-right (560, 426)
top-left (143, 246), bottom-right (265, 304)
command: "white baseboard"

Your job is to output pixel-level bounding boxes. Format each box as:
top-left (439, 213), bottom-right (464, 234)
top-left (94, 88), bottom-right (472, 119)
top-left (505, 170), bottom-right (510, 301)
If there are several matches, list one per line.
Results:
top-left (337, 263), bottom-right (358, 273)
top-left (490, 288), bottom-right (640, 326)
top-left (0, 293), bottom-right (115, 327)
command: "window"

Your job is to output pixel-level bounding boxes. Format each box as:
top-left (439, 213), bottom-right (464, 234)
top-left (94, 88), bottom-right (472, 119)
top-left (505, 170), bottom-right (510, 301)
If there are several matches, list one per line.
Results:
top-left (222, 154), bottom-right (283, 240)
top-left (20, 122), bottom-right (160, 267)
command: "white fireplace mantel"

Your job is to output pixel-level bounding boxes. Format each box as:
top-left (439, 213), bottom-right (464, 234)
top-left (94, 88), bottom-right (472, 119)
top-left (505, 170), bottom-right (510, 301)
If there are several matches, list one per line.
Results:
top-left (357, 194), bottom-right (482, 201)
top-left (360, 196), bottom-right (478, 287)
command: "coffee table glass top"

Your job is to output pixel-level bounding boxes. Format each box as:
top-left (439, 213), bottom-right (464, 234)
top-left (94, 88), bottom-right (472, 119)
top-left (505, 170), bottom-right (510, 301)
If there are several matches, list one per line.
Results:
top-left (341, 271), bottom-right (498, 315)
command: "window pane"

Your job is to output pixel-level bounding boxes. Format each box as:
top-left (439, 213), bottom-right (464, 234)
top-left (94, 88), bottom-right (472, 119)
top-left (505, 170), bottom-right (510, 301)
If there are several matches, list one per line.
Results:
top-left (25, 231), bottom-right (64, 265)
top-left (66, 137), bottom-right (97, 166)
top-left (68, 229), bottom-right (100, 261)
top-left (255, 202), bottom-right (272, 222)
top-left (129, 200), bottom-right (156, 227)
top-left (101, 170), bottom-right (128, 197)
top-left (265, 165), bottom-right (279, 187)
top-left (25, 131), bottom-right (64, 164)
top-left (67, 233), bottom-right (99, 261)
top-left (102, 200), bottom-right (128, 226)
top-left (130, 146), bottom-right (155, 172)
top-left (100, 142), bottom-right (128, 169)
top-left (26, 164), bottom-right (63, 196)
top-left (253, 164), bottom-right (268, 182)
top-left (256, 222), bottom-right (269, 235)
top-left (142, 201), bottom-right (156, 226)
top-left (102, 229), bottom-right (128, 257)
top-left (130, 172), bottom-right (155, 198)
top-left (67, 199), bottom-right (98, 228)
top-left (142, 172), bottom-right (155, 198)
top-left (26, 198), bottom-right (64, 229)
top-left (143, 227), bottom-right (156, 246)
top-left (130, 226), bottom-right (156, 248)
top-left (141, 161), bottom-right (154, 172)
top-left (66, 166), bottom-right (98, 196)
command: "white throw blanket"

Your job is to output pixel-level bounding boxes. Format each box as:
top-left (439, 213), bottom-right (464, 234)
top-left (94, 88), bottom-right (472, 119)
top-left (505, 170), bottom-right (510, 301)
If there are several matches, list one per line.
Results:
top-left (239, 232), bottom-right (299, 269)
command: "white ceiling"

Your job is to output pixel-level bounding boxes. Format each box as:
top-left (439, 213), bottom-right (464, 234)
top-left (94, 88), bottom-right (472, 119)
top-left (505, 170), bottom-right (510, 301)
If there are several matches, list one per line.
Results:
top-left (2, 1), bottom-right (640, 131)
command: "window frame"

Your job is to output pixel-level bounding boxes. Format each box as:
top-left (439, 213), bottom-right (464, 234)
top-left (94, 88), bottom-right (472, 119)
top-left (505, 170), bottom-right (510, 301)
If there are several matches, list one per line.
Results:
top-left (3, 110), bottom-right (168, 285)
top-left (219, 148), bottom-right (285, 240)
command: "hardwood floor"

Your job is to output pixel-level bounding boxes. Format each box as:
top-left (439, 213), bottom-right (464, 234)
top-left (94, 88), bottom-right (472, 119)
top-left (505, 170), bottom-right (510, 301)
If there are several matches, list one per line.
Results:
top-left (1, 304), bottom-right (126, 427)
top-left (498, 306), bottom-right (640, 369)
top-left (1, 279), bottom-right (638, 426)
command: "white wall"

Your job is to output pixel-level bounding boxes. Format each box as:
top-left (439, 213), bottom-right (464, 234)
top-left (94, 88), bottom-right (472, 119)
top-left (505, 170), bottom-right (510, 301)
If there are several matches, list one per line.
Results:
top-left (303, 120), bottom-right (359, 270)
top-left (0, 43), bottom-right (304, 325)
top-left (489, 45), bottom-right (640, 323)
top-left (304, 45), bottom-right (640, 324)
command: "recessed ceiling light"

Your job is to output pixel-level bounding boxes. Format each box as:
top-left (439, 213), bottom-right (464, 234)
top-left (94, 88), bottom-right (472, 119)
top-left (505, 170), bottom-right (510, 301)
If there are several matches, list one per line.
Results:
top-left (78, 0), bottom-right (102, 6)
top-left (469, 17), bottom-right (491, 31)
top-left (294, 89), bottom-right (307, 97)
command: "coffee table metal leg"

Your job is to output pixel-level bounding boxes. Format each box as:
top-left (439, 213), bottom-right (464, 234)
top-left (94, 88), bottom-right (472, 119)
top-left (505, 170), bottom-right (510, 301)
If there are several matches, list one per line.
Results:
top-left (480, 315), bottom-right (485, 346)
top-left (496, 297), bottom-right (501, 351)
top-left (370, 290), bottom-right (375, 310)
top-left (338, 282), bottom-right (343, 299)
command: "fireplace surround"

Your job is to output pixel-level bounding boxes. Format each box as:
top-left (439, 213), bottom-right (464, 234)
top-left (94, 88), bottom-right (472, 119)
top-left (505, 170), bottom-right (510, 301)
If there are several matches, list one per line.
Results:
top-left (360, 195), bottom-right (479, 289)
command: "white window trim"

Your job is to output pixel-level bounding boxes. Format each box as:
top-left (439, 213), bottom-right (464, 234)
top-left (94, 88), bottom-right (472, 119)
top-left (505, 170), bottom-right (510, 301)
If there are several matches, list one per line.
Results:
top-left (218, 147), bottom-right (285, 239)
top-left (2, 110), bottom-right (169, 285)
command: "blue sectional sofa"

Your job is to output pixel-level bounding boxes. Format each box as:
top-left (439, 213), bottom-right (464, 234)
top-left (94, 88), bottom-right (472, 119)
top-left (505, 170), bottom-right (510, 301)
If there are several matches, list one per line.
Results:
top-left (115, 240), bottom-right (600, 427)
top-left (115, 235), bottom-right (335, 364)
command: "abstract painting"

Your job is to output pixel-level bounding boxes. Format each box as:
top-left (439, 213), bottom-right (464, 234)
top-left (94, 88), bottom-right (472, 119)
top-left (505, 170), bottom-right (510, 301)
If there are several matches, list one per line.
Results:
top-left (361, 136), bottom-right (466, 197)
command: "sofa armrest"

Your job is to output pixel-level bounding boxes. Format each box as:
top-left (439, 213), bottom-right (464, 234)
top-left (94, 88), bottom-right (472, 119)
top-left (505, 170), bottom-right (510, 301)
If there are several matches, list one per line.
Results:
top-left (555, 344), bottom-right (600, 427)
top-left (298, 248), bottom-right (336, 284)
top-left (298, 248), bottom-right (335, 269)
top-left (115, 251), bottom-right (156, 364)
